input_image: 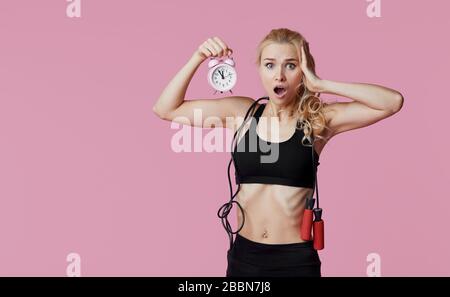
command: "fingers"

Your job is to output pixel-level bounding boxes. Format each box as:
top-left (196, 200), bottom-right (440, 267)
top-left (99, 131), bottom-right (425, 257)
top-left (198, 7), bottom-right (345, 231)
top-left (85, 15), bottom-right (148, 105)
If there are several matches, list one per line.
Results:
top-left (212, 37), bottom-right (233, 56)
top-left (206, 38), bottom-right (220, 56)
top-left (197, 42), bottom-right (212, 60)
top-left (197, 36), bottom-right (233, 59)
top-left (300, 46), bottom-right (306, 64)
top-left (299, 45), bottom-right (309, 72)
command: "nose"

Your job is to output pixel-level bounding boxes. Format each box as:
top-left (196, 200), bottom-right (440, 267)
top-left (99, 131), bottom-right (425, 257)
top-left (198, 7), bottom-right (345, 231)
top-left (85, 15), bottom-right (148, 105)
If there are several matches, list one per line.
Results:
top-left (274, 66), bottom-right (286, 81)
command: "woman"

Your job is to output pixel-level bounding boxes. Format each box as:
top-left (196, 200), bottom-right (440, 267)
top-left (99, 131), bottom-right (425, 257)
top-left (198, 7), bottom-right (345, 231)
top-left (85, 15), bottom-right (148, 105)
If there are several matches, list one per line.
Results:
top-left (153, 28), bottom-right (403, 277)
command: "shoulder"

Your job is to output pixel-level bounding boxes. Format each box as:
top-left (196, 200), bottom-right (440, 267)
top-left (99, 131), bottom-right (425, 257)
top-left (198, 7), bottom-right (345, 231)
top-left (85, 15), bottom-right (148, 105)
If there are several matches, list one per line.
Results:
top-left (321, 100), bottom-right (339, 121)
top-left (314, 100), bottom-right (340, 141)
top-left (228, 96), bottom-right (260, 118)
top-left (226, 96), bottom-right (266, 123)
top-left (225, 96), bottom-right (262, 132)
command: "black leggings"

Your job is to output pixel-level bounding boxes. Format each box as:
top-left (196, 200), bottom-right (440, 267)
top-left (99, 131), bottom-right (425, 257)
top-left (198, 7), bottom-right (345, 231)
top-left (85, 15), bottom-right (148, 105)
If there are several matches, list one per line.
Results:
top-left (226, 233), bottom-right (321, 277)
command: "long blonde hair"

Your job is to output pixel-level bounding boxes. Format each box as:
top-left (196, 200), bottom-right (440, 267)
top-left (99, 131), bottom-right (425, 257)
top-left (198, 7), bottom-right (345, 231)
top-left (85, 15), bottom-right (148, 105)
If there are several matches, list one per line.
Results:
top-left (256, 28), bottom-right (333, 145)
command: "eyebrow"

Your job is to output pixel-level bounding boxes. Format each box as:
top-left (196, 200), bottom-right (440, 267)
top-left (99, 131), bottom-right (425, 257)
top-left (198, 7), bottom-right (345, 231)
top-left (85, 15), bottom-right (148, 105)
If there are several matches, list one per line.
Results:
top-left (263, 58), bottom-right (298, 62)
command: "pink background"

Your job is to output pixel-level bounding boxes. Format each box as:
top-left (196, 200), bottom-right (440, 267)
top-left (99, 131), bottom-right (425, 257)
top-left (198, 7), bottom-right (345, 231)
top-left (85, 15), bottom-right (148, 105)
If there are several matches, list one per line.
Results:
top-left (0, 0), bottom-right (449, 276)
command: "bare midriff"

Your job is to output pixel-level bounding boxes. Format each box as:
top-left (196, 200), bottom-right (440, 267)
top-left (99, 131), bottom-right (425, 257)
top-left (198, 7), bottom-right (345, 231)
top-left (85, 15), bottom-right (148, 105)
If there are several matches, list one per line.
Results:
top-left (235, 183), bottom-right (314, 244)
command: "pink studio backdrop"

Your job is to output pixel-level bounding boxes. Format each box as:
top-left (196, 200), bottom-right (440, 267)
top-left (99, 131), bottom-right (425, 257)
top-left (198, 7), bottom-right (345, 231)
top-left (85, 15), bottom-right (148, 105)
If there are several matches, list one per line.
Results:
top-left (0, 0), bottom-right (449, 276)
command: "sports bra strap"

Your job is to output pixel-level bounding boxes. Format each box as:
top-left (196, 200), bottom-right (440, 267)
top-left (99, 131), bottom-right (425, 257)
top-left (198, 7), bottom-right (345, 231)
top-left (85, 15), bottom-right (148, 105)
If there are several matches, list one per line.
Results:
top-left (254, 103), bottom-right (265, 124)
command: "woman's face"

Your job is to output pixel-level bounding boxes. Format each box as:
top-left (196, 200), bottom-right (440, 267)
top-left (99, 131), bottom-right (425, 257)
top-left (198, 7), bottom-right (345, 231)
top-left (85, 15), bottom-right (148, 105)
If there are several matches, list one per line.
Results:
top-left (259, 42), bottom-right (303, 105)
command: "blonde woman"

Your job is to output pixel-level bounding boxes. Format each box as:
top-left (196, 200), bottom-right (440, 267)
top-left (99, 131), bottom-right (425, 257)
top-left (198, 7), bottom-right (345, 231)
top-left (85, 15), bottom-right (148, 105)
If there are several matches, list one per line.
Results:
top-left (153, 28), bottom-right (403, 277)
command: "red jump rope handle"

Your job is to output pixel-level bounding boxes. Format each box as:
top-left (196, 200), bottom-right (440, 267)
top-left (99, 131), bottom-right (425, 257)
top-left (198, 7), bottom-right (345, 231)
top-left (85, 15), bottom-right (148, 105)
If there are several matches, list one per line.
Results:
top-left (313, 208), bottom-right (324, 250)
top-left (300, 209), bottom-right (314, 241)
top-left (300, 197), bottom-right (315, 241)
top-left (313, 220), bottom-right (324, 250)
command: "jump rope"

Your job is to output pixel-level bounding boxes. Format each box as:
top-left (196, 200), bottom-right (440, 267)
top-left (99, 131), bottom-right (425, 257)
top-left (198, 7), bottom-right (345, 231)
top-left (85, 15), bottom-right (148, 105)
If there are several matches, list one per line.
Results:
top-left (216, 96), bottom-right (324, 251)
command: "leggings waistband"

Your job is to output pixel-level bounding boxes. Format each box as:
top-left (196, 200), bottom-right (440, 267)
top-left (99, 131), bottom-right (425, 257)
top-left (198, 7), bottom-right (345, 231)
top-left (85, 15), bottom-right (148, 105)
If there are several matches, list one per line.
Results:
top-left (229, 233), bottom-right (320, 268)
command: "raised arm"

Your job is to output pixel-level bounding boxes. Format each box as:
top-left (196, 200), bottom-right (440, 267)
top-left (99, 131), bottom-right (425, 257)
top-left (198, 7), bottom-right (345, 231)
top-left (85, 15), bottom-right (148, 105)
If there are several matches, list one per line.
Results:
top-left (297, 45), bottom-right (404, 138)
top-left (152, 37), bottom-right (254, 129)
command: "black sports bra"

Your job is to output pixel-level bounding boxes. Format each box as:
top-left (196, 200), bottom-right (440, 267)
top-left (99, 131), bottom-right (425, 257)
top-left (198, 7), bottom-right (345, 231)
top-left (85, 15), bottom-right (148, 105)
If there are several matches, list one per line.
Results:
top-left (217, 97), bottom-right (321, 249)
top-left (232, 102), bottom-right (320, 188)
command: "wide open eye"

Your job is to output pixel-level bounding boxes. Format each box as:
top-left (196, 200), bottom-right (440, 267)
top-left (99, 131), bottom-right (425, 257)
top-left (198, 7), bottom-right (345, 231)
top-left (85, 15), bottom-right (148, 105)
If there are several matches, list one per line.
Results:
top-left (287, 63), bottom-right (296, 70)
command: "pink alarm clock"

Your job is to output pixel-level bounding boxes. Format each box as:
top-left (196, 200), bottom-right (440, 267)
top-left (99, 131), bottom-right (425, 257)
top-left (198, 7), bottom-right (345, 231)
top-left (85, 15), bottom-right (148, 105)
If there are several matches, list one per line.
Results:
top-left (207, 56), bottom-right (237, 94)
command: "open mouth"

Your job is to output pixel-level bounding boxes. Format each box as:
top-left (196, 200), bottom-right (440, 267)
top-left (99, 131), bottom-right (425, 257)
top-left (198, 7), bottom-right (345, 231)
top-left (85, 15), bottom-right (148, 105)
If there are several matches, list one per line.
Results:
top-left (273, 86), bottom-right (287, 97)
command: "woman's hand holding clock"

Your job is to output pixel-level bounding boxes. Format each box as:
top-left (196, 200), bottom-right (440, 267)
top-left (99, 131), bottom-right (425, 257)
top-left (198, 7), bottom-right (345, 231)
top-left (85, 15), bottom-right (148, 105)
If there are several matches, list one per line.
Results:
top-left (194, 37), bottom-right (233, 63)
top-left (190, 36), bottom-right (237, 93)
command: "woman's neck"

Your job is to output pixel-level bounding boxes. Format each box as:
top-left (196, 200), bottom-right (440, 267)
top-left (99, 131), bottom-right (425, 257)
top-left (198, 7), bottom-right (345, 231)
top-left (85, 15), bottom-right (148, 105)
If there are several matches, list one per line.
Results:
top-left (267, 99), bottom-right (298, 122)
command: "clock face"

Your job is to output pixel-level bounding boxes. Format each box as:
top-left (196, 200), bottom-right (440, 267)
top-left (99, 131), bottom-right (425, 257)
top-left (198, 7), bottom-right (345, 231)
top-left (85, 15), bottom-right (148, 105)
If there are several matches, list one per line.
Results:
top-left (210, 65), bottom-right (237, 92)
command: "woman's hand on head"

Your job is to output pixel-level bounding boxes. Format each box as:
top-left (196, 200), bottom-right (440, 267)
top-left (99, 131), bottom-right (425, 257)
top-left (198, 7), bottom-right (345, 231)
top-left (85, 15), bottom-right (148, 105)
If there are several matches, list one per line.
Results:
top-left (194, 37), bottom-right (233, 62)
top-left (299, 45), bottom-right (324, 93)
